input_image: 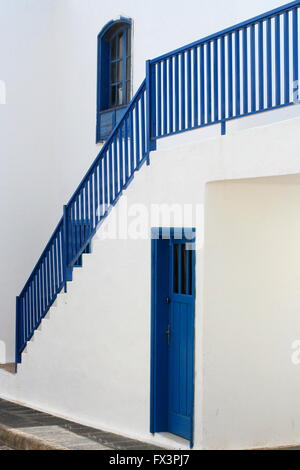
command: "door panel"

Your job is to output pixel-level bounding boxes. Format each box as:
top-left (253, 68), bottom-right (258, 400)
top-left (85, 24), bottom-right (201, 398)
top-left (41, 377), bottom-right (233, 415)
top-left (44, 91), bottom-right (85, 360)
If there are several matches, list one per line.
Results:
top-left (168, 240), bottom-right (195, 440)
top-left (151, 229), bottom-right (195, 445)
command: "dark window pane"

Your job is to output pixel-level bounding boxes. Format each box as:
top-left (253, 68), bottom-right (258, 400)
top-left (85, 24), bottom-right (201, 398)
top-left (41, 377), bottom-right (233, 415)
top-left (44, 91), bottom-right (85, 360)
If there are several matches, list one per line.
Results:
top-left (174, 245), bottom-right (179, 294)
top-left (111, 36), bottom-right (117, 60)
top-left (117, 61), bottom-right (122, 83)
top-left (126, 58), bottom-right (131, 81)
top-left (182, 245), bottom-right (187, 295)
top-left (117, 61), bottom-right (123, 82)
top-left (111, 85), bottom-right (117, 107)
top-left (118, 32), bottom-right (124, 58)
top-left (111, 63), bottom-right (117, 83)
top-left (126, 30), bottom-right (131, 56)
top-left (189, 250), bottom-right (193, 295)
top-left (126, 81), bottom-right (131, 104)
top-left (111, 61), bottom-right (123, 84)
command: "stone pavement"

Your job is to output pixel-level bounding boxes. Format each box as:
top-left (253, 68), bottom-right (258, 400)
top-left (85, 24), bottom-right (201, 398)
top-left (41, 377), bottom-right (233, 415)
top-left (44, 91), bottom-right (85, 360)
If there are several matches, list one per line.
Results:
top-left (0, 398), bottom-right (162, 450)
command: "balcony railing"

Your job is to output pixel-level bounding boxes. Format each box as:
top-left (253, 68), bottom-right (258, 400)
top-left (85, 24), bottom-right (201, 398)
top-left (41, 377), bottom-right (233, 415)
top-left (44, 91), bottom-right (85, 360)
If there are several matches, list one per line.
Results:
top-left (148, 0), bottom-right (300, 138)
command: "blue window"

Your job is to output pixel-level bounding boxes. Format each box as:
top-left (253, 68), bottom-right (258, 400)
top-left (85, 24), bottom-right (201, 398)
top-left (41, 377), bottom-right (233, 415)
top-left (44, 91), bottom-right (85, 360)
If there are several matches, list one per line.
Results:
top-left (96, 19), bottom-right (132, 142)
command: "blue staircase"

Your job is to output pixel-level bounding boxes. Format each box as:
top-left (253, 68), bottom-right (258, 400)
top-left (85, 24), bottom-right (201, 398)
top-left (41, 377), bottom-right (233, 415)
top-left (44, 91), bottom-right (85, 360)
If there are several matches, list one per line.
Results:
top-left (16, 1), bottom-right (300, 363)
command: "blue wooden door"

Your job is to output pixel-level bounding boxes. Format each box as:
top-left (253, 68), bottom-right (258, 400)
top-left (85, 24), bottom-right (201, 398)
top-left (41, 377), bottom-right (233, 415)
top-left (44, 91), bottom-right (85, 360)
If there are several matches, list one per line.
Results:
top-left (151, 229), bottom-right (195, 446)
top-left (167, 239), bottom-right (195, 441)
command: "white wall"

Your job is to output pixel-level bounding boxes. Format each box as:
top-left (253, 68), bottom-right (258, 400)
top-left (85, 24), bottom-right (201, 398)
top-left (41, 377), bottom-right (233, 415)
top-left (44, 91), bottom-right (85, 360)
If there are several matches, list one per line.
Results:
top-left (1, 116), bottom-right (300, 449)
top-left (0, 0), bottom-right (294, 360)
top-left (204, 176), bottom-right (300, 450)
top-left (0, 0), bottom-right (62, 360)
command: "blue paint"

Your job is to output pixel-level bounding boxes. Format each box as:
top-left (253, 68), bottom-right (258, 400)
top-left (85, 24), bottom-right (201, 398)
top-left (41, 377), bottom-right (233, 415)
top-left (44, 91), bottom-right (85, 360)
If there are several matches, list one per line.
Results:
top-left (150, 235), bottom-right (170, 434)
top-left (98, 107), bottom-right (128, 141)
top-left (200, 45), bottom-right (205, 125)
top-left (267, 18), bottom-right (273, 108)
top-left (243, 28), bottom-right (248, 115)
top-left (181, 52), bottom-right (186, 130)
top-left (146, 60), bottom-right (157, 161)
top-left (213, 39), bottom-right (219, 122)
top-left (275, 15), bottom-right (281, 106)
top-left (15, 296), bottom-right (21, 364)
top-left (187, 49), bottom-right (192, 129)
top-left (228, 33), bottom-right (233, 119)
top-left (251, 25), bottom-right (256, 113)
top-left (235, 30), bottom-right (241, 116)
top-left (96, 19), bottom-right (132, 142)
top-left (193, 47), bottom-right (198, 127)
top-left (258, 22), bottom-right (264, 110)
top-left (163, 60), bottom-right (168, 135)
top-left (151, 229), bottom-right (196, 447)
top-left (174, 55), bottom-right (180, 132)
top-left (284, 11), bottom-right (290, 104)
top-left (206, 42), bottom-right (212, 123)
top-left (293, 8), bottom-right (299, 86)
top-left (221, 36), bottom-right (226, 134)
top-left (169, 57), bottom-right (174, 133)
top-left (157, 62), bottom-right (162, 137)
top-left (124, 119), bottom-right (129, 183)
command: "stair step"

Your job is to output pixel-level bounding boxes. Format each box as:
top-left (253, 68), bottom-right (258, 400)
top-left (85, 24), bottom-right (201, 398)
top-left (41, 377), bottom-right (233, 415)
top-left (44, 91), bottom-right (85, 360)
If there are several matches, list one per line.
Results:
top-left (0, 363), bottom-right (16, 375)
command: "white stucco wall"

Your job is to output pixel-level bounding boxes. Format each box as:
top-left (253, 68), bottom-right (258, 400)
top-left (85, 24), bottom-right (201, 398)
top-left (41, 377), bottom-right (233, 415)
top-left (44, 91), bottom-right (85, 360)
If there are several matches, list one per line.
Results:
top-left (1, 117), bottom-right (300, 449)
top-left (0, 0), bottom-right (62, 360)
top-left (0, 0), bottom-right (294, 360)
top-left (204, 176), bottom-right (300, 450)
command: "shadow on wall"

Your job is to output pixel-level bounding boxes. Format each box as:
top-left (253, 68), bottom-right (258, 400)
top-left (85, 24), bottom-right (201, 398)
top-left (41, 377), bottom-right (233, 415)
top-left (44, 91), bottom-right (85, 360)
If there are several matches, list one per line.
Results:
top-left (0, 341), bottom-right (6, 363)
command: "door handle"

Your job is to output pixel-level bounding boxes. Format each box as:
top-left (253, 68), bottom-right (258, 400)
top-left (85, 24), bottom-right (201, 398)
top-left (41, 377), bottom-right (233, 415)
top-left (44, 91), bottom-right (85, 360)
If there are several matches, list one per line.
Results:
top-left (166, 297), bottom-right (171, 304)
top-left (166, 325), bottom-right (171, 346)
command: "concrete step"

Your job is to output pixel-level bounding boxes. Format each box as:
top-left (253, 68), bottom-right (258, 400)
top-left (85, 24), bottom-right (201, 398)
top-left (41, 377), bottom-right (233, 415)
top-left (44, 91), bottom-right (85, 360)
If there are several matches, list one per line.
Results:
top-left (0, 424), bottom-right (109, 450)
top-left (0, 424), bottom-right (68, 450)
top-left (0, 398), bottom-right (164, 451)
top-left (0, 364), bottom-right (16, 375)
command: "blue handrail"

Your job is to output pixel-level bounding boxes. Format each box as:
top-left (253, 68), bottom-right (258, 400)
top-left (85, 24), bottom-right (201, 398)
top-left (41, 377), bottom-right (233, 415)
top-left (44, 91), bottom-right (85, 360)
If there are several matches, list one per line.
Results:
top-left (66, 80), bottom-right (147, 268)
top-left (148, 0), bottom-right (300, 138)
top-left (16, 81), bottom-right (148, 363)
top-left (16, 218), bottom-right (64, 362)
top-left (15, 1), bottom-right (300, 363)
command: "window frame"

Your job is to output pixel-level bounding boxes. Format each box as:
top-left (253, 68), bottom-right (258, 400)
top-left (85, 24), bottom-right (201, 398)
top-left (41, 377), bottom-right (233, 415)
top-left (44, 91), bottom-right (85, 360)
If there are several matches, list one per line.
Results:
top-left (96, 18), bottom-right (132, 143)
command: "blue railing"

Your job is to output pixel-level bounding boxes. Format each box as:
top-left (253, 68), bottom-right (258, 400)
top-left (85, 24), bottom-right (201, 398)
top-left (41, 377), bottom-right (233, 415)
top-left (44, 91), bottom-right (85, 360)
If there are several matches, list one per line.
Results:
top-left (66, 81), bottom-right (147, 269)
top-left (147, 0), bottom-right (300, 138)
top-left (16, 81), bottom-right (147, 363)
top-left (16, 1), bottom-right (300, 363)
top-left (16, 218), bottom-right (64, 362)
